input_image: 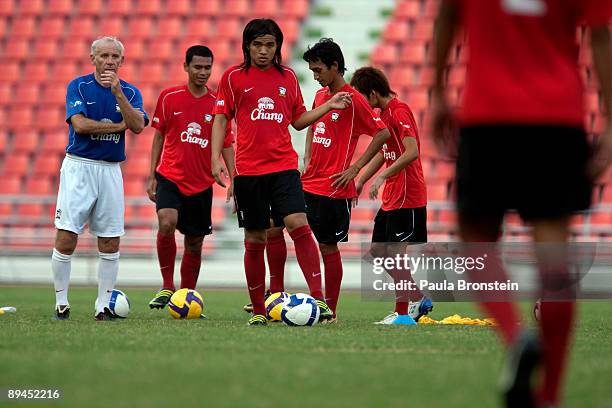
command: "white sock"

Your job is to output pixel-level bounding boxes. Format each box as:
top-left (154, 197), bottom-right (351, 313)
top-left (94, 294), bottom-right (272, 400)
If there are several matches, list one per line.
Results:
top-left (95, 251), bottom-right (120, 314)
top-left (52, 248), bottom-right (71, 307)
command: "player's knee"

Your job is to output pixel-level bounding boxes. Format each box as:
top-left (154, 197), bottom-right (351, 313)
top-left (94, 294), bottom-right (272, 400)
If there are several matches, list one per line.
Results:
top-left (55, 230), bottom-right (77, 255)
top-left (98, 237), bottom-right (120, 253)
top-left (245, 229), bottom-right (266, 244)
top-left (319, 243), bottom-right (338, 256)
top-left (157, 209), bottom-right (178, 234)
top-left (266, 226), bottom-right (284, 238)
top-left (283, 213), bottom-right (308, 232)
top-left (184, 236), bottom-right (204, 253)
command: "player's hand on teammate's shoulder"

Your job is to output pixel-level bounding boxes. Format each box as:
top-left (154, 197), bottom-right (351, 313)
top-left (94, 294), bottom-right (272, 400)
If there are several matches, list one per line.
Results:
top-left (588, 125), bottom-right (612, 181)
top-left (146, 177), bottom-right (157, 203)
top-left (327, 91), bottom-right (353, 110)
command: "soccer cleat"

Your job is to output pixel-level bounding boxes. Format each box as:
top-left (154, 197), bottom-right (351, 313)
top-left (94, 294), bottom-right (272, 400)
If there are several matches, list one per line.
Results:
top-left (248, 314), bottom-right (268, 326)
top-left (499, 331), bottom-right (541, 408)
top-left (94, 307), bottom-right (117, 321)
top-left (315, 299), bottom-right (334, 321)
top-left (199, 314), bottom-right (207, 320)
top-left (53, 305), bottom-right (70, 320)
top-left (243, 289), bottom-right (271, 313)
top-left (319, 316), bottom-right (338, 325)
top-left (408, 297), bottom-right (433, 322)
top-left (374, 312), bottom-right (417, 325)
top-left (148, 288), bottom-right (174, 309)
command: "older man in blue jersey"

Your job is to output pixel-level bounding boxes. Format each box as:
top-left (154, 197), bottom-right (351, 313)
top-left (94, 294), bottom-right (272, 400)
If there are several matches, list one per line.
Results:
top-left (52, 36), bottom-right (148, 321)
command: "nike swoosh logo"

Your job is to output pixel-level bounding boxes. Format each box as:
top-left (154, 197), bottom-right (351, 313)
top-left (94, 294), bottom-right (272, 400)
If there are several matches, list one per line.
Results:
top-left (55, 289), bottom-right (64, 293)
top-left (335, 231), bottom-right (344, 236)
top-left (312, 273), bottom-right (321, 277)
top-left (244, 87), bottom-right (254, 93)
top-left (248, 284), bottom-right (263, 291)
top-left (173, 111), bottom-right (182, 115)
top-left (86, 101), bottom-right (96, 105)
top-left (395, 232), bottom-right (405, 236)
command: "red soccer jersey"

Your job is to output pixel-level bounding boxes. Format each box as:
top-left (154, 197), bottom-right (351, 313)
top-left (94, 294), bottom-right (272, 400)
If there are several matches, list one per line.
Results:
top-left (301, 84), bottom-right (387, 199)
top-left (212, 64), bottom-right (307, 176)
top-left (379, 98), bottom-right (427, 210)
top-left (454, 0), bottom-right (612, 127)
top-left (152, 85), bottom-right (233, 196)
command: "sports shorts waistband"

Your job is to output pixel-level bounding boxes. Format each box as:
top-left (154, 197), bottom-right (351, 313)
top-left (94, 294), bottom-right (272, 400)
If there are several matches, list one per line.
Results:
top-left (65, 154), bottom-right (120, 167)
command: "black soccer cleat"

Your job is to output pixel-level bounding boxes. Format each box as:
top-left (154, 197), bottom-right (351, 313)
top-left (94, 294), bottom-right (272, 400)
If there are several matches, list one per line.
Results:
top-left (499, 331), bottom-right (541, 408)
top-left (53, 305), bottom-right (70, 320)
top-left (248, 314), bottom-right (268, 326)
top-left (94, 307), bottom-right (117, 321)
top-left (149, 288), bottom-right (174, 309)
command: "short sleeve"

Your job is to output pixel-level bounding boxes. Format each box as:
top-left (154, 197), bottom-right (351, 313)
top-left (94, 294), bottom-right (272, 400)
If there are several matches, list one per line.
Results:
top-left (65, 80), bottom-right (87, 123)
top-left (129, 87), bottom-right (150, 127)
top-left (151, 91), bottom-right (167, 133)
top-left (223, 122), bottom-right (234, 148)
top-left (579, 0), bottom-right (612, 26)
top-left (352, 94), bottom-right (387, 138)
top-left (393, 108), bottom-right (418, 140)
top-left (292, 76), bottom-right (307, 120)
top-left (213, 69), bottom-right (235, 120)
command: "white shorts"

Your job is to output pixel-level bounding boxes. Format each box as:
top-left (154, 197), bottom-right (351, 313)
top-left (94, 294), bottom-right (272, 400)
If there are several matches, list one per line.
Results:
top-left (54, 154), bottom-right (125, 237)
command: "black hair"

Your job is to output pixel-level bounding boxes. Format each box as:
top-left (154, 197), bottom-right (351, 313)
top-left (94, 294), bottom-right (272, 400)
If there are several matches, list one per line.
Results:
top-left (349, 66), bottom-right (395, 98)
top-left (302, 38), bottom-right (346, 75)
top-left (185, 45), bottom-right (214, 65)
top-left (240, 19), bottom-right (284, 72)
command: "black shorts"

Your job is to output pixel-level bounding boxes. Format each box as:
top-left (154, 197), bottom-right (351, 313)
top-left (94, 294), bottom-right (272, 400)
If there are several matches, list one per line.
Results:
top-left (233, 170), bottom-right (306, 230)
top-left (155, 172), bottom-right (213, 236)
top-left (456, 126), bottom-right (592, 221)
top-left (371, 207), bottom-right (428, 243)
top-left (304, 191), bottom-right (352, 244)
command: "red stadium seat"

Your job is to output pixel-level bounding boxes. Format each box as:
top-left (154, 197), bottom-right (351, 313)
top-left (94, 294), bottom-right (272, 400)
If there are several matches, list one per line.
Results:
top-left (252, 0), bottom-right (278, 17)
top-left (7, 107), bottom-right (33, 130)
top-left (136, 204), bottom-right (157, 223)
top-left (411, 20), bottom-right (435, 40)
top-left (24, 177), bottom-right (54, 195)
top-left (427, 183), bottom-right (448, 201)
top-left (124, 179), bottom-right (145, 197)
top-left (18, 0), bottom-right (44, 15)
top-left (0, 175), bottom-right (22, 194)
top-left (406, 88), bottom-right (429, 111)
top-left (371, 44), bottom-right (397, 66)
top-left (165, 0), bottom-right (190, 16)
top-left (11, 132), bottom-right (40, 154)
top-left (399, 41), bottom-right (428, 65)
top-left (423, 0), bottom-right (441, 18)
top-left (0, 18), bottom-right (6, 37)
top-left (0, 83), bottom-right (11, 106)
top-left (67, 16), bottom-right (94, 38)
top-left (122, 38), bottom-right (145, 60)
top-left (107, 0), bottom-right (131, 16)
top-left (0, 62), bottom-right (20, 81)
top-left (135, 0), bottom-right (161, 16)
top-left (167, 63), bottom-right (188, 83)
top-left (10, 16), bottom-right (37, 38)
top-left (123, 155), bottom-right (149, 178)
top-left (389, 66), bottom-right (415, 88)
top-left (23, 62), bottom-right (50, 83)
top-left (138, 63), bottom-right (165, 84)
top-left (395, 0), bottom-right (421, 20)
top-left (127, 18), bottom-right (154, 40)
top-left (279, 18), bottom-right (300, 43)
top-left (382, 20), bottom-right (410, 44)
top-left (61, 40), bottom-right (88, 61)
top-left (193, 0), bottom-right (221, 16)
top-left (41, 131), bottom-right (68, 154)
top-left (0, 131), bottom-right (7, 152)
top-left (0, 203), bottom-right (13, 218)
top-left (41, 84), bottom-right (66, 107)
top-left (589, 212), bottom-right (611, 225)
top-left (224, 0), bottom-right (250, 17)
top-left (280, 0), bottom-right (308, 18)
top-left (0, 0), bottom-right (15, 16)
top-left (147, 38), bottom-right (174, 61)
top-left (216, 18), bottom-right (241, 39)
top-left (128, 127), bottom-right (155, 154)
top-left (156, 17), bottom-right (182, 39)
top-left (186, 18), bottom-right (212, 38)
top-left (51, 62), bottom-right (78, 83)
top-left (33, 40), bottom-right (59, 61)
top-left (3, 38), bottom-right (30, 60)
top-left (3, 153), bottom-right (30, 176)
top-left (77, 0), bottom-right (102, 16)
top-left (35, 107), bottom-right (64, 131)
top-left (17, 203), bottom-right (45, 219)
top-left (98, 17), bottom-right (125, 37)
top-left (117, 64), bottom-right (136, 82)
top-left (32, 154), bottom-right (61, 176)
top-left (47, 0), bottom-right (73, 16)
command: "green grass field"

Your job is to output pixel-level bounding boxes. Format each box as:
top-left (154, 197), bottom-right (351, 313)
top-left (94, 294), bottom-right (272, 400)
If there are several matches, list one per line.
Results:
top-left (1, 287), bottom-right (611, 408)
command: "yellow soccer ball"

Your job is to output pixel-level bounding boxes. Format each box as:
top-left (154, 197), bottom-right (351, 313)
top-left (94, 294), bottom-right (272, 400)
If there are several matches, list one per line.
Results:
top-left (168, 289), bottom-right (204, 319)
top-left (265, 292), bottom-right (290, 321)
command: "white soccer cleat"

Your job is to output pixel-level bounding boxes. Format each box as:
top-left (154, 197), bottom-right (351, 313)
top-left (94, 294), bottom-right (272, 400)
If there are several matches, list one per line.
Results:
top-left (374, 312), bottom-right (416, 325)
top-left (408, 297), bottom-right (434, 322)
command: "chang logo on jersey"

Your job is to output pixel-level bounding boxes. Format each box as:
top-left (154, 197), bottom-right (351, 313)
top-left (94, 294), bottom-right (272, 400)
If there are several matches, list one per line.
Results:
top-left (216, 100), bottom-right (225, 106)
top-left (251, 97), bottom-right (283, 123)
top-left (312, 122), bottom-right (331, 148)
top-left (382, 144), bottom-right (397, 161)
top-left (90, 118), bottom-right (121, 143)
top-left (181, 122), bottom-right (209, 148)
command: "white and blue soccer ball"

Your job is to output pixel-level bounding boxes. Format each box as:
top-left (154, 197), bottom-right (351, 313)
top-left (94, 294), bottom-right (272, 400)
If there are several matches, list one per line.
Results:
top-left (108, 289), bottom-right (130, 318)
top-left (281, 293), bottom-right (320, 326)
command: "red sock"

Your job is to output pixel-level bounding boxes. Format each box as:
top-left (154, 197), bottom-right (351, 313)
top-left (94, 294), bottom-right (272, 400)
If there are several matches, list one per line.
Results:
top-left (538, 301), bottom-right (575, 405)
top-left (289, 225), bottom-right (323, 300)
top-left (479, 302), bottom-right (521, 345)
top-left (156, 232), bottom-right (176, 290)
top-left (244, 241), bottom-right (266, 316)
top-left (323, 251), bottom-right (343, 316)
top-left (179, 248), bottom-right (202, 290)
top-left (386, 267), bottom-right (414, 315)
top-left (266, 234), bottom-right (287, 293)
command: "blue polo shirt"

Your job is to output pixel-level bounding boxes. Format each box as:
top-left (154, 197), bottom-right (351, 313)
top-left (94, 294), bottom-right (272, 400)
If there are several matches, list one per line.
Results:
top-left (65, 73), bottom-right (149, 162)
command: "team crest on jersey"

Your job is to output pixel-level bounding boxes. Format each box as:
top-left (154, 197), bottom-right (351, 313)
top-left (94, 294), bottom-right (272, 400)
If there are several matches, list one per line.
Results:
top-left (331, 112), bottom-right (340, 121)
top-left (204, 114), bottom-right (213, 123)
top-left (115, 104), bottom-right (121, 112)
top-left (278, 87), bottom-right (286, 97)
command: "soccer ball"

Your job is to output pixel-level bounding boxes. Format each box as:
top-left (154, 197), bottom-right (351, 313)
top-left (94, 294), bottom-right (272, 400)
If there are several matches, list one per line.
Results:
top-left (265, 292), bottom-right (290, 321)
top-left (109, 289), bottom-right (130, 318)
top-left (168, 288), bottom-right (204, 319)
top-left (281, 293), bottom-right (320, 326)
top-left (533, 299), bottom-right (541, 321)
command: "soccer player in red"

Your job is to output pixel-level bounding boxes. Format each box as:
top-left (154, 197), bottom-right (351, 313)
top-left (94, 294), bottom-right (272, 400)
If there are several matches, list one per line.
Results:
top-left (297, 38), bottom-right (390, 322)
top-left (350, 67), bottom-right (432, 325)
top-left (433, 1), bottom-right (611, 407)
top-left (147, 46), bottom-right (234, 310)
top-left (210, 19), bottom-right (353, 325)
